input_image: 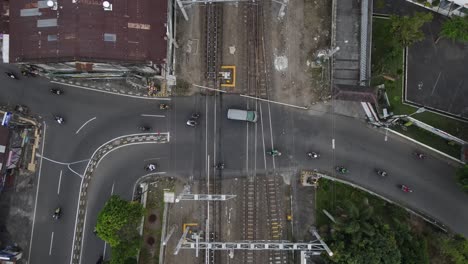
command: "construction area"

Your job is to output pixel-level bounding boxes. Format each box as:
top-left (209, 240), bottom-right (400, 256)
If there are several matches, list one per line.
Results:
top-left (175, 0), bottom-right (332, 105)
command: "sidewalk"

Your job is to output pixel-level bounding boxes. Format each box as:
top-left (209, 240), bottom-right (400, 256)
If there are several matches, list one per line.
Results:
top-left (48, 76), bottom-right (170, 98)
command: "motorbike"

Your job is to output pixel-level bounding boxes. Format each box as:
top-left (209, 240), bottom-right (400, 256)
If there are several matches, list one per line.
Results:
top-left (191, 113), bottom-right (200, 119)
top-left (21, 69), bottom-right (38, 77)
top-left (5, 71), bottom-right (18, 80)
top-left (414, 152), bottom-right (426, 159)
top-left (145, 163), bottom-right (157, 172)
top-left (138, 126), bottom-right (151, 132)
top-left (186, 119), bottom-right (197, 127)
top-left (335, 166), bottom-right (349, 174)
top-left (50, 88), bottom-right (63, 95)
top-left (54, 116), bottom-right (65, 124)
top-left (307, 152), bottom-right (320, 159)
top-left (400, 184), bottom-right (413, 193)
top-left (159, 103), bottom-right (169, 110)
top-left (215, 163), bottom-right (225, 170)
top-left (376, 169), bottom-right (387, 177)
top-left (52, 207), bottom-right (62, 220)
top-left (267, 149), bottom-right (282, 157)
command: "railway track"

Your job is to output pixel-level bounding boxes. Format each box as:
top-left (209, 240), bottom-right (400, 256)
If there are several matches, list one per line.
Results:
top-left (205, 3), bottom-right (222, 80)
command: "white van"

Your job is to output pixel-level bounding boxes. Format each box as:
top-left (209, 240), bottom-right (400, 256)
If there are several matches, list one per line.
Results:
top-left (227, 109), bottom-right (258, 122)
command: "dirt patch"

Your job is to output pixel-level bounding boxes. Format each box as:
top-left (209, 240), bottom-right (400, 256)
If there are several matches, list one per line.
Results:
top-left (174, 7), bottom-right (205, 95)
top-left (267, 0), bottom-right (332, 106)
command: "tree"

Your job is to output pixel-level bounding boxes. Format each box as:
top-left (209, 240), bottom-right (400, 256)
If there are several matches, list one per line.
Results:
top-left (333, 199), bottom-right (375, 243)
top-left (440, 234), bottom-right (468, 264)
top-left (96, 195), bottom-right (144, 264)
top-left (439, 16), bottom-right (468, 43)
top-left (392, 219), bottom-right (429, 264)
top-left (456, 165), bottom-right (468, 193)
top-left (390, 12), bottom-right (433, 47)
top-left (327, 224), bottom-right (401, 264)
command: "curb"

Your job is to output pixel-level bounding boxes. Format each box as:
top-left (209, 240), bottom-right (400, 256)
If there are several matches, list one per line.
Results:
top-left (70, 133), bottom-right (170, 264)
top-left (48, 78), bottom-right (171, 100)
top-left (386, 128), bottom-right (465, 164)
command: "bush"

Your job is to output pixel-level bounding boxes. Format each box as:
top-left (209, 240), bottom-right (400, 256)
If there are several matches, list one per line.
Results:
top-left (456, 165), bottom-right (468, 193)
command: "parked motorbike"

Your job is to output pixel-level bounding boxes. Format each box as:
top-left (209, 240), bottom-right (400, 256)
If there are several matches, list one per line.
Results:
top-left (307, 152), bottom-right (320, 159)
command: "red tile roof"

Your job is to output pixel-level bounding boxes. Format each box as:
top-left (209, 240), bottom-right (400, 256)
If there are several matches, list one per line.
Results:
top-left (9, 0), bottom-right (168, 64)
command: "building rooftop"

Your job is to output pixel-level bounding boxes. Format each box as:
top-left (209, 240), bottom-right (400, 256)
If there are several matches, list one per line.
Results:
top-left (9, 0), bottom-right (168, 64)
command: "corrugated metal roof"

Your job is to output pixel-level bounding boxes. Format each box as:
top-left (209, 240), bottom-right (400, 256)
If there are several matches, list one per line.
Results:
top-left (10, 0), bottom-right (168, 64)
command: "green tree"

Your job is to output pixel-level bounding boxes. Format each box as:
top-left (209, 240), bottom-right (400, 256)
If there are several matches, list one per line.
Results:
top-left (456, 165), bottom-right (468, 193)
top-left (333, 199), bottom-right (375, 242)
top-left (439, 16), bottom-right (468, 43)
top-left (328, 224), bottom-right (401, 264)
top-left (440, 234), bottom-right (468, 264)
top-left (390, 12), bottom-right (433, 47)
top-left (96, 195), bottom-right (144, 264)
top-left (392, 219), bottom-right (429, 264)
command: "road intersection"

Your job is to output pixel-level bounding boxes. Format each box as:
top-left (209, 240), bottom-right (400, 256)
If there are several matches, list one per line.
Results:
top-left (0, 72), bottom-right (466, 263)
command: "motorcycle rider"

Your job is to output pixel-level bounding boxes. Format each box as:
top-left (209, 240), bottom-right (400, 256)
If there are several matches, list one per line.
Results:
top-left (215, 163), bottom-right (225, 170)
top-left (55, 116), bottom-right (64, 124)
top-left (267, 149), bottom-right (282, 156)
top-left (376, 170), bottom-right (387, 177)
top-left (50, 88), bottom-right (63, 95)
top-left (53, 207), bottom-right (62, 219)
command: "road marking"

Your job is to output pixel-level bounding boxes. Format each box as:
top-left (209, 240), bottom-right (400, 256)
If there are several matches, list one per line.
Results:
top-left (332, 139), bottom-right (335, 149)
top-left (49, 232), bottom-right (54, 255)
top-left (259, 104), bottom-right (267, 169)
top-left (267, 102), bottom-right (276, 169)
top-left (111, 182), bottom-right (115, 195)
top-left (141, 114), bottom-right (165, 118)
top-left (75, 117), bottom-right (96, 134)
top-left (103, 242), bottom-right (107, 259)
top-left (50, 81), bottom-right (171, 101)
top-left (193, 83), bottom-right (227, 93)
top-left (430, 72), bottom-right (442, 96)
top-left (28, 122), bottom-right (47, 261)
top-left (57, 170), bottom-right (63, 195)
top-left (240, 94), bottom-right (307, 109)
top-left (385, 129), bottom-right (388, 142)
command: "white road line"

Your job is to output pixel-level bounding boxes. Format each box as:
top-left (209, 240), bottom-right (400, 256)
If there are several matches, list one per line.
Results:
top-left (332, 139), bottom-right (335, 149)
top-left (193, 83), bottom-right (227, 93)
top-left (259, 104), bottom-right (267, 169)
top-left (267, 102), bottom-right (276, 169)
top-left (28, 122), bottom-right (47, 261)
top-left (430, 72), bottom-right (442, 96)
top-left (57, 170), bottom-right (63, 195)
top-left (240, 94), bottom-right (307, 109)
top-left (385, 129), bottom-right (388, 142)
top-left (111, 182), bottom-right (115, 195)
top-left (50, 81), bottom-right (171, 101)
top-left (35, 154), bottom-right (69, 165)
top-left (75, 117), bottom-right (96, 134)
top-left (141, 114), bottom-right (165, 118)
top-left (103, 242), bottom-right (107, 259)
top-left (49, 232), bottom-right (54, 255)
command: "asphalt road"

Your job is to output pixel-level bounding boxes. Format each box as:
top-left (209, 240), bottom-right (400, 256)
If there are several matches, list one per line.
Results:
top-left (0, 68), bottom-right (466, 264)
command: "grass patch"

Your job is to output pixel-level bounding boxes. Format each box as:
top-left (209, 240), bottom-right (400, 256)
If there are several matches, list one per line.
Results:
top-left (139, 178), bottom-right (175, 264)
top-left (393, 125), bottom-right (462, 158)
top-left (372, 17), bottom-right (468, 146)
